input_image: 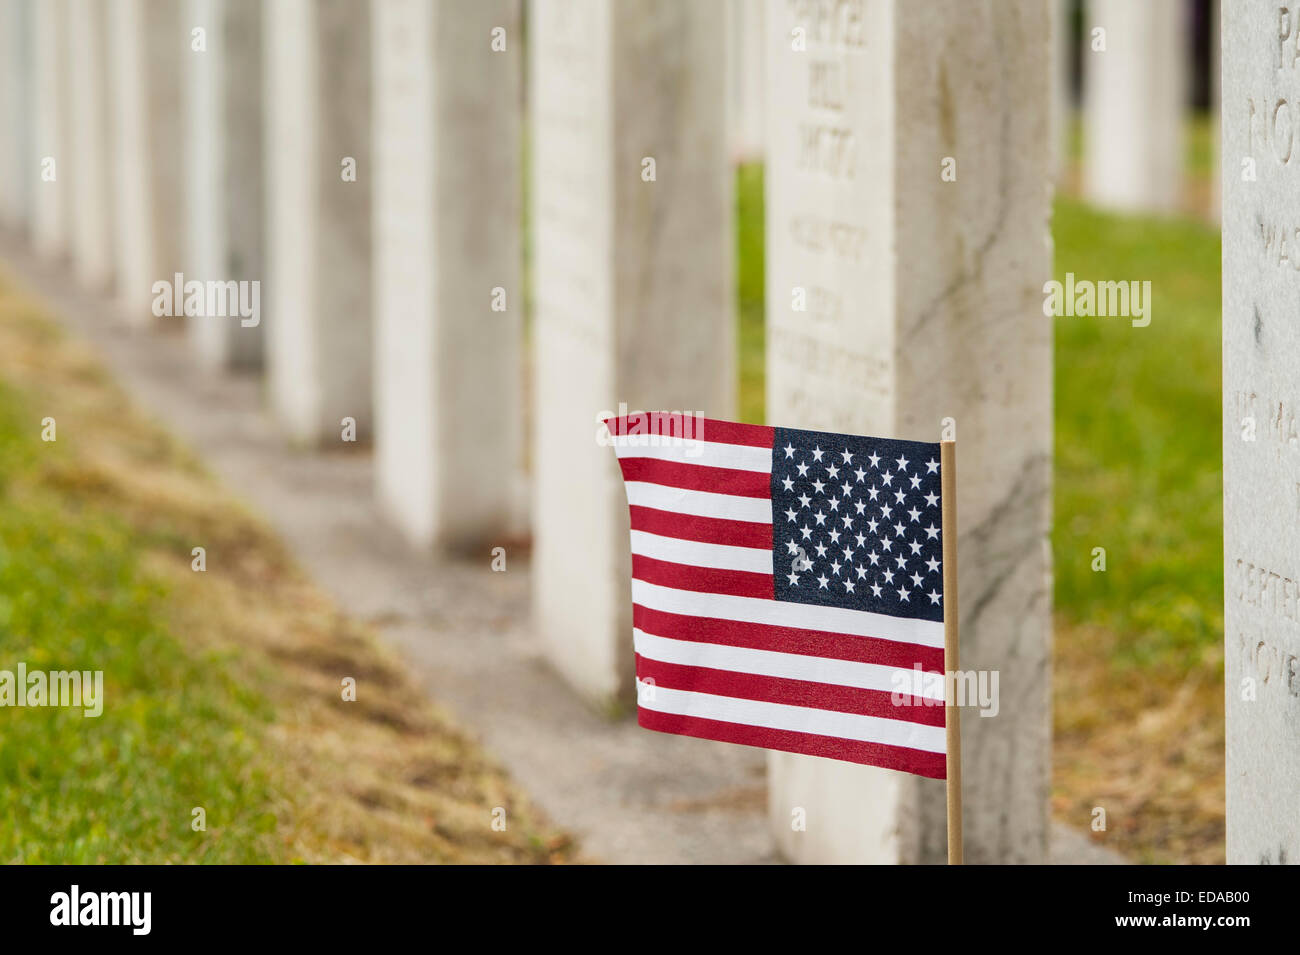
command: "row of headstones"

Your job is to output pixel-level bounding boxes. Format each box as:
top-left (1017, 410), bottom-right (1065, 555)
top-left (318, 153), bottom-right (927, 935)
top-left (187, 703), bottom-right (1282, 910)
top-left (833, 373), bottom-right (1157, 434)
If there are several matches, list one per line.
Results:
top-left (0, 0), bottom-right (1273, 865)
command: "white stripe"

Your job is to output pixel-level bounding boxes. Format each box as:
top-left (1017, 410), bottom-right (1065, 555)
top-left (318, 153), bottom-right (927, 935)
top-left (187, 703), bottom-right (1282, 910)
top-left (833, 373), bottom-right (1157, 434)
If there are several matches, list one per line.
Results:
top-left (633, 629), bottom-right (945, 702)
top-left (629, 530), bottom-right (773, 574)
top-left (612, 435), bottom-right (772, 474)
top-left (637, 681), bottom-right (946, 754)
top-left (624, 481), bottom-right (772, 525)
top-left (630, 578), bottom-right (944, 649)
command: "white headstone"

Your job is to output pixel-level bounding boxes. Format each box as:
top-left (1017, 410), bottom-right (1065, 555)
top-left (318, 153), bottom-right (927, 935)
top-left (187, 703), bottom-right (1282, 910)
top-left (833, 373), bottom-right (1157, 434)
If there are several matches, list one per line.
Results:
top-left (531, 0), bottom-right (733, 702)
top-left (184, 0), bottom-right (265, 369)
top-left (371, 0), bottom-right (522, 551)
top-left (31, 0), bottom-right (71, 258)
top-left (727, 0), bottom-right (765, 163)
top-left (1083, 0), bottom-right (1187, 212)
top-left (109, 0), bottom-right (186, 325)
top-left (69, 0), bottom-right (115, 289)
top-left (0, 0), bottom-right (34, 232)
top-left (1222, 0), bottom-right (1300, 864)
top-left (264, 0), bottom-right (372, 444)
top-left (764, 0), bottom-right (1052, 864)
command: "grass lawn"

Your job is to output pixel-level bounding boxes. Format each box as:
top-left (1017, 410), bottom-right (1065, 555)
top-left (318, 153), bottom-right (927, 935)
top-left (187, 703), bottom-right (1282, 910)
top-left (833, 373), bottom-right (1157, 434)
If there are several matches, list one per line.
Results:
top-left (734, 162), bottom-right (1224, 863)
top-left (0, 273), bottom-right (571, 863)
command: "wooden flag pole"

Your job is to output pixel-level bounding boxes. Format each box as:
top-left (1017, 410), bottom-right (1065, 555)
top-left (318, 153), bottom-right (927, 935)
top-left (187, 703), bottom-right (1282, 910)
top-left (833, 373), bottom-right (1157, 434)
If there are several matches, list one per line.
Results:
top-left (940, 440), bottom-right (962, 866)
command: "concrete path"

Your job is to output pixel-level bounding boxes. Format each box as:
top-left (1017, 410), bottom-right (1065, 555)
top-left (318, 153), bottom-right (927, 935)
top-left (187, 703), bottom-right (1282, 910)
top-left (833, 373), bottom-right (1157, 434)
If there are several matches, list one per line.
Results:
top-left (0, 235), bottom-right (1125, 865)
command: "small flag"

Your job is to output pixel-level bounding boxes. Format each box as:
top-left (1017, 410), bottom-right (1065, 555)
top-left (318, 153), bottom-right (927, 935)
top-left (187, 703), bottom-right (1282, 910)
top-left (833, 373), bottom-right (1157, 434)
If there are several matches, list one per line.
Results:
top-left (607, 413), bottom-right (949, 780)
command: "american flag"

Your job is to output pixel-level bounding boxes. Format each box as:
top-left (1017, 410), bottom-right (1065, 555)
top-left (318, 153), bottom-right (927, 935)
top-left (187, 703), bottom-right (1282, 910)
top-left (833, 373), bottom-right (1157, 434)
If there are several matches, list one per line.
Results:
top-left (608, 414), bottom-right (948, 779)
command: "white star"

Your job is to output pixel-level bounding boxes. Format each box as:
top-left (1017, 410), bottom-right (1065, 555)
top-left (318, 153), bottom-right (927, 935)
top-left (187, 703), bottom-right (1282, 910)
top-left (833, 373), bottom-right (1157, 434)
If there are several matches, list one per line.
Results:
top-left (909, 474), bottom-right (922, 490)
top-left (784, 507), bottom-right (798, 523)
top-left (882, 569), bottom-right (895, 584)
top-left (843, 579), bottom-right (855, 593)
top-left (855, 565), bottom-right (868, 580)
top-left (800, 525), bottom-right (813, 540)
top-left (880, 537), bottom-right (893, 552)
top-left (785, 540), bottom-right (800, 555)
top-left (908, 539), bottom-right (922, 555)
top-left (881, 472), bottom-right (894, 487)
top-left (870, 582), bottom-right (883, 598)
top-left (894, 489), bottom-right (907, 504)
top-left (800, 557), bottom-right (814, 572)
top-left (881, 503), bottom-right (893, 519)
top-left (817, 574), bottom-right (829, 590)
top-left (841, 449), bottom-right (854, 464)
top-left (867, 550), bottom-right (880, 566)
top-left (797, 461), bottom-right (810, 477)
top-left (783, 443), bottom-right (796, 459)
top-left (908, 507), bottom-right (921, 523)
top-left (842, 514), bottom-right (854, 529)
top-left (830, 560), bottom-right (842, 576)
top-left (842, 546), bottom-right (854, 562)
top-left (812, 479), bottom-right (826, 495)
top-left (841, 482), bottom-right (853, 497)
top-left (893, 521), bottom-right (906, 537)
top-left (782, 476), bottom-right (795, 492)
top-left (924, 491), bottom-right (939, 508)
top-left (814, 510), bottom-right (827, 526)
top-left (787, 572), bottom-right (800, 585)
top-left (854, 467), bottom-right (866, 483)
top-left (895, 554), bottom-right (908, 570)
top-left (798, 493), bottom-right (811, 509)
top-left (828, 528), bottom-right (841, 543)
top-left (926, 556), bottom-right (941, 574)
top-left (812, 446), bottom-right (824, 462)
top-left (910, 571), bottom-right (924, 588)
top-left (897, 587), bottom-right (910, 602)
top-left (924, 523), bottom-right (939, 540)
top-left (867, 485), bottom-right (880, 502)
top-left (815, 542), bottom-right (828, 558)
top-left (926, 458), bottom-right (939, 474)
top-left (896, 455), bottom-right (909, 471)
top-left (854, 499), bottom-right (866, 515)
top-left (928, 589), bottom-right (942, 605)
top-left (868, 452), bottom-right (880, 469)
top-left (855, 532), bottom-right (866, 547)
top-left (827, 463), bottom-right (840, 479)
top-left (866, 518), bottom-right (879, 534)
top-left (828, 497), bottom-right (840, 512)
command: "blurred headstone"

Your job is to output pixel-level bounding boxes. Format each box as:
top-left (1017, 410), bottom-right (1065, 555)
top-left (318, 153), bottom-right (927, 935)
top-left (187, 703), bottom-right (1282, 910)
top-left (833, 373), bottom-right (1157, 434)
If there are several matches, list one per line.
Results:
top-left (531, 0), bottom-right (733, 702)
top-left (0, 0), bottom-right (33, 233)
top-left (727, 0), bottom-right (765, 164)
top-left (69, 0), bottom-right (114, 290)
top-left (184, 0), bottom-right (265, 370)
top-left (31, 0), bottom-right (71, 258)
top-left (264, 0), bottom-right (371, 444)
top-left (109, 0), bottom-right (186, 325)
top-left (1084, 0), bottom-right (1186, 212)
top-left (372, 0), bottom-right (522, 550)
top-left (764, 0), bottom-right (1052, 864)
top-left (1222, 0), bottom-right (1300, 864)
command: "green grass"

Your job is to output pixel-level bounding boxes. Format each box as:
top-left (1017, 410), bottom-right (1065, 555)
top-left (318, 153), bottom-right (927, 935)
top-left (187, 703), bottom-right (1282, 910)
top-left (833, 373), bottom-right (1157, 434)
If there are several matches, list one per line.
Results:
top-left (0, 378), bottom-right (285, 864)
top-left (1052, 197), bottom-right (1222, 669)
top-left (735, 170), bottom-right (1224, 675)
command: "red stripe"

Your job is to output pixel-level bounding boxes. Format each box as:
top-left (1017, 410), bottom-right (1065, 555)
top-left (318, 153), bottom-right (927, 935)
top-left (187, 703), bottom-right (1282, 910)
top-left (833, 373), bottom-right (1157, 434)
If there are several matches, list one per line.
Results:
top-left (617, 456), bottom-right (771, 498)
top-left (636, 655), bottom-right (945, 727)
top-left (632, 554), bottom-right (773, 600)
top-left (632, 604), bottom-right (945, 672)
top-left (637, 708), bottom-right (946, 779)
top-left (605, 415), bottom-right (773, 449)
top-left (629, 505), bottom-right (773, 550)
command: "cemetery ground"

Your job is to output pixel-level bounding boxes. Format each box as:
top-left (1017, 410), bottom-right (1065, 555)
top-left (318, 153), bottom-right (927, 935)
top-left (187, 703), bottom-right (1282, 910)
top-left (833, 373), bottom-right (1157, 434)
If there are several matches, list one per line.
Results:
top-left (0, 273), bottom-right (571, 864)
